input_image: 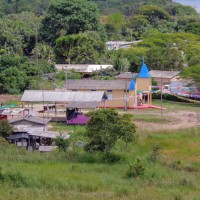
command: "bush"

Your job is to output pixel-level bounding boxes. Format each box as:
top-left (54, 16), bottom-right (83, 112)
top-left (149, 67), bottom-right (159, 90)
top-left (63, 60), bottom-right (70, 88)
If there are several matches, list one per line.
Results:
top-left (0, 120), bottom-right (13, 138)
top-left (0, 167), bottom-right (30, 187)
top-left (77, 152), bottom-right (123, 164)
top-left (150, 144), bottom-right (161, 162)
top-left (102, 153), bottom-right (122, 163)
top-left (125, 159), bottom-right (145, 178)
top-left (152, 92), bottom-right (190, 103)
top-left (54, 137), bottom-right (69, 152)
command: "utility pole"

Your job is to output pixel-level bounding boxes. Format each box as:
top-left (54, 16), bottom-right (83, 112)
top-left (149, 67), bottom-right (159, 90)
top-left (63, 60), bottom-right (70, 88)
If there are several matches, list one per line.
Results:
top-left (161, 75), bottom-right (163, 117)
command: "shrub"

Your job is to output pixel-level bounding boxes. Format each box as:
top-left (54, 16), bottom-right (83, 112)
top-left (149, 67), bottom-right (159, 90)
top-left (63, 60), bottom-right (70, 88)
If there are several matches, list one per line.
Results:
top-left (0, 120), bottom-right (13, 138)
top-left (125, 159), bottom-right (145, 178)
top-left (0, 167), bottom-right (30, 187)
top-left (54, 137), bottom-right (69, 152)
top-left (102, 153), bottom-right (122, 163)
top-left (152, 92), bottom-right (190, 103)
top-left (150, 144), bottom-right (161, 162)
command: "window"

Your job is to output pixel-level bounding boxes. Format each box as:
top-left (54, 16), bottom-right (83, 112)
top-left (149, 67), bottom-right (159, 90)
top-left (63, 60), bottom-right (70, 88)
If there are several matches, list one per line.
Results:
top-left (91, 90), bottom-right (96, 91)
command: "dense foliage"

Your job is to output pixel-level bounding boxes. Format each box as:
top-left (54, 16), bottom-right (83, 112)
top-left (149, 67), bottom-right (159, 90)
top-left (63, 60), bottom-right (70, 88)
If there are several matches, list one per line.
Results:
top-left (40, 0), bottom-right (103, 45)
top-left (0, 120), bottom-right (13, 138)
top-left (55, 32), bottom-right (105, 64)
top-left (0, 54), bottom-right (55, 94)
top-left (85, 109), bottom-right (137, 154)
top-left (0, 0), bottom-right (200, 93)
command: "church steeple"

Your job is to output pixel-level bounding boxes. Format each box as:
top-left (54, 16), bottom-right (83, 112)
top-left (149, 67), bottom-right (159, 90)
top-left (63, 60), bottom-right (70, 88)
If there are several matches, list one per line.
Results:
top-left (138, 57), bottom-right (151, 78)
top-left (129, 74), bottom-right (135, 91)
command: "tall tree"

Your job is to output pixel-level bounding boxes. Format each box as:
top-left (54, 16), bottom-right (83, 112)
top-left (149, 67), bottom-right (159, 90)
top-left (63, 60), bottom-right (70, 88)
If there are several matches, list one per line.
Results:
top-left (139, 5), bottom-right (170, 27)
top-left (40, 0), bottom-right (104, 45)
top-left (85, 109), bottom-right (137, 154)
top-left (182, 64), bottom-right (200, 90)
top-left (54, 32), bottom-right (105, 64)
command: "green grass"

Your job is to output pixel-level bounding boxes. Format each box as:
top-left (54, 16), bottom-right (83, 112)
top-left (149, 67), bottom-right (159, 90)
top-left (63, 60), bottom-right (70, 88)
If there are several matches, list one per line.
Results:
top-left (1, 127), bottom-right (200, 199)
top-left (1, 100), bottom-right (200, 199)
top-left (131, 114), bottom-right (171, 123)
top-left (153, 100), bottom-right (200, 113)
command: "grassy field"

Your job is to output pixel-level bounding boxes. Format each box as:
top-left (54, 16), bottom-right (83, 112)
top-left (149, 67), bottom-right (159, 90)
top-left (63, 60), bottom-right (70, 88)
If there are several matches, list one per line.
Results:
top-left (1, 127), bottom-right (200, 200)
top-left (153, 100), bottom-right (200, 113)
top-left (1, 100), bottom-right (200, 200)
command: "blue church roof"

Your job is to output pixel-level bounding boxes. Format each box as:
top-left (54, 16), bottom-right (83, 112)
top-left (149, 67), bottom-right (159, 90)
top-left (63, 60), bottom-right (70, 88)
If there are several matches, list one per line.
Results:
top-left (129, 75), bottom-right (135, 91)
top-left (138, 59), bottom-right (151, 78)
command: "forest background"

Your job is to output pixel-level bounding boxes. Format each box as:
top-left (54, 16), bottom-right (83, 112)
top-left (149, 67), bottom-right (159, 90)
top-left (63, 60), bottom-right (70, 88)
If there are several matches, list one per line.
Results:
top-left (0, 0), bottom-right (200, 93)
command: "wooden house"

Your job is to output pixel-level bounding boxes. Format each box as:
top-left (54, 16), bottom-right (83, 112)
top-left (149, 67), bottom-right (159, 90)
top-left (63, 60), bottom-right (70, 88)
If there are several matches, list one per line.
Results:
top-left (149, 70), bottom-right (180, 86)
top-left (65, 60), bottom-right (152, 109)
top-left (8, 115), bottom-right (52, 148)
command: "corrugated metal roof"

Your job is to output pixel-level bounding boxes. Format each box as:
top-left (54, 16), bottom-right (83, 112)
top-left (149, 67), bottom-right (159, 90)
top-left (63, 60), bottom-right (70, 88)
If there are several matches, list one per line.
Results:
top-left (9, 115), bottom-right (51, 125)
top-left (1, 108), bottom-right (24, 116)
top-left (55, 64), bottom-right (113, 73)
top-left (65, 80), bottom-right (128, 90)
top-left (28, 130), bottom-right (69, 139)
top-left (149, 70), bottom-right (180, 79)
top-left (65, 101), bottom-right (100, 109)
top-left (13, 126), bottom-right (44, 132)
top-left (55, 64), bottom-right (88, 72)
top-left (115, 73), bottom-right (138, 79)
top-left (21, 90), bottom-right (106, 102)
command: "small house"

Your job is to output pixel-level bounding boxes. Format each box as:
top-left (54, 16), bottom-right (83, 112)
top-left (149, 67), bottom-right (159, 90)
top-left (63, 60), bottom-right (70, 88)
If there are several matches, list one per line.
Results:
top-left (106, 41), bottom-right (141, 50)
top-left (8, 115), bottom-right (52, 148)
top-left (149, 70), bottom-right (180, 86)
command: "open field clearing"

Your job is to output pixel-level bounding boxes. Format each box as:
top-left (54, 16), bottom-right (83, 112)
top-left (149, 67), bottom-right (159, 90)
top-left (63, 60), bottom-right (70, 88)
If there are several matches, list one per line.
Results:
top-left (1, 100), bottom-right (200, 200)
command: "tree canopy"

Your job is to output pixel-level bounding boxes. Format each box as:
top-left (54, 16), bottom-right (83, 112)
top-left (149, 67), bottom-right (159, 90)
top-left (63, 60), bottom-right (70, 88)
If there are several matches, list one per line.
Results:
top-left (54, 32), bottom-right (105, 64)
top-left (0, 0), bottom-right (200, 93)
top-left (85, 109), bottom-right (137, 154)
top-left (40, 0), bottom-right (102, 45)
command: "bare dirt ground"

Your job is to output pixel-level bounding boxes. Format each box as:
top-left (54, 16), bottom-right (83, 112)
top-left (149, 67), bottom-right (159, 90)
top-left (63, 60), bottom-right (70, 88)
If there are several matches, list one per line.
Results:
top-left (135, 110), bottom-right (200, 132)
top-left (0, 94), bottom-right (19, 104)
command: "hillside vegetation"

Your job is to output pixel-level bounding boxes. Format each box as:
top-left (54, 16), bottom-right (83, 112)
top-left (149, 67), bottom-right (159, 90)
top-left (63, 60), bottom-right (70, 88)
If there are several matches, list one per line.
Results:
top-left (0, 0), bottom-right (200, 92)
top-left (1, 126), bottom-right (200, 199)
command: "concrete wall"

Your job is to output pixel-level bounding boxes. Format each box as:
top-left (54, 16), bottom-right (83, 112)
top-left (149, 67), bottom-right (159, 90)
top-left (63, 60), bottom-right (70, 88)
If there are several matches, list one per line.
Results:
top-left (70, 89), bottom-right (130, 109)
top-left (137, 78), bottom-right (152, 91)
